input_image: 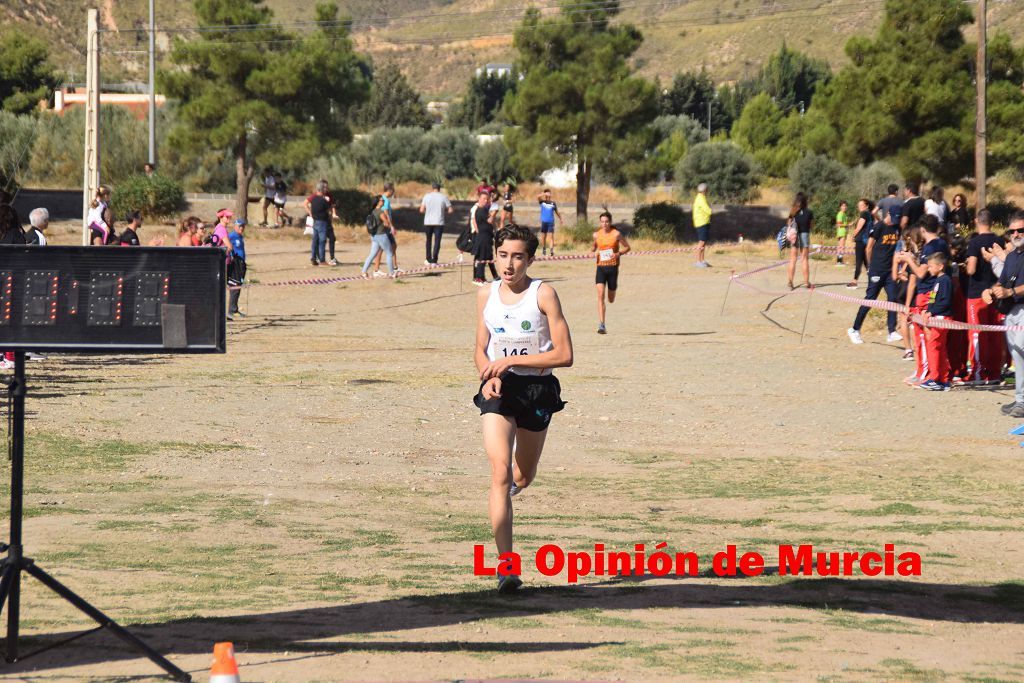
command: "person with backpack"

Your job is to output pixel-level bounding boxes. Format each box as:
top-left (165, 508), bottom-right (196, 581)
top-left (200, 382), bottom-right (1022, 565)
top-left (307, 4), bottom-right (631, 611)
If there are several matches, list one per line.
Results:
top-left (227, 218), bottom-right (248, 320)
top-left (785, 192), bottom-right (813, 290)
top-left (361, 195), bottom-right (396, 279)
top-left (304, 180), bottom-right (337, 266)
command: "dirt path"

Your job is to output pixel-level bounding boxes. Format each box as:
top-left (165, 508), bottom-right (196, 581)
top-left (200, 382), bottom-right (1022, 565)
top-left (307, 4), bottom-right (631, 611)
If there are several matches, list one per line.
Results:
top-left (1, 235), bottom-right (1022, 682)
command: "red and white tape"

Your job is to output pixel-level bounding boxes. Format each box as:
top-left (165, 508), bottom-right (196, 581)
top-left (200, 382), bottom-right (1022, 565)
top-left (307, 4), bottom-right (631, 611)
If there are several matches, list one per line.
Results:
top-left (731, 259), bottom-right (1024, 332)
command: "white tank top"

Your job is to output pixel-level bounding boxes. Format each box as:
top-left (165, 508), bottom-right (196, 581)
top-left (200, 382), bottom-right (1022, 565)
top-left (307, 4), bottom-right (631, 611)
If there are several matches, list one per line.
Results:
top-left (87, 201), bottom-right (108, 229)
top-left (483, 279), bottom-right (553, 376)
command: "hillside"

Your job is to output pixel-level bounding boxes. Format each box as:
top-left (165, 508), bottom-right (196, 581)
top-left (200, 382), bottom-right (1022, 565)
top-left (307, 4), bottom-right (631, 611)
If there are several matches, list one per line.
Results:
top-left (4, 0), bottom-right (1024, 99)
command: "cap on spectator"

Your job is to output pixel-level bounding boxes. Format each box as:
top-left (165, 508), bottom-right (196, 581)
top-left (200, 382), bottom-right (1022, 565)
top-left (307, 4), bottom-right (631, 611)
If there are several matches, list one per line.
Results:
top-left (216, 208), bottom-right (234, 218)
top-left (235, 218), bottom-right (247, 227)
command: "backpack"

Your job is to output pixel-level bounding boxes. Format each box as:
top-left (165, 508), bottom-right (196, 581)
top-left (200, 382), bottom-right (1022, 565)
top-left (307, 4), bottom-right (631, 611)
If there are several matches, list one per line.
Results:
top-left (456, 227), bottom-right (476, 253)
top-left (365, 210), bottom-right (383, 236)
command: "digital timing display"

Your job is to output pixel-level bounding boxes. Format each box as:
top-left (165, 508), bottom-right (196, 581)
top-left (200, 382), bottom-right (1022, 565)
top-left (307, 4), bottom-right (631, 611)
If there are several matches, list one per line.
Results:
top-left (0, 247), bottom-right (225, 353)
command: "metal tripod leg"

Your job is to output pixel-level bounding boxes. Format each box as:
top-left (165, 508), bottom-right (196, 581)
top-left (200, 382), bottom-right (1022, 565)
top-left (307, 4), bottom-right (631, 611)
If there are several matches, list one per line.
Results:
top-left (22, 562), bottom-right (191, 682)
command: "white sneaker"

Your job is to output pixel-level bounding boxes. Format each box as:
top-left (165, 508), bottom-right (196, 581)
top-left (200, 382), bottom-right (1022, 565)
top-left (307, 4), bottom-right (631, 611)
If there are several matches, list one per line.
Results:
top-left (373, 270), bottom-right (385, 278)
top-left (424, 260), bottom-right (431, 266)
top-left (847, 328), bottom-right (864, 344)
top-left (887, 331), bottom-right (903, 343)
top-left (0, 359), bottom-right (13, 370)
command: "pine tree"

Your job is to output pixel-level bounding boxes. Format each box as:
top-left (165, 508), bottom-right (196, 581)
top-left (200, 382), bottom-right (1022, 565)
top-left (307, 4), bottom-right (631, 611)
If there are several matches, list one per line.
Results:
top-left (160, 1), bottom-right (370, 218)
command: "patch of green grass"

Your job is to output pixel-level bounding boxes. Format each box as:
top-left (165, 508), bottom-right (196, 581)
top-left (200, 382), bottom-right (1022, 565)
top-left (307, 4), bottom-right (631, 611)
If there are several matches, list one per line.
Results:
top-left (571, 608), bottom-right (648, 629)
top-left (823, 610), bottom-right (921, 635)
top-left (850, 502), bottom-right (924, 516)
top-left (879, 658), bottom-right (949, 680)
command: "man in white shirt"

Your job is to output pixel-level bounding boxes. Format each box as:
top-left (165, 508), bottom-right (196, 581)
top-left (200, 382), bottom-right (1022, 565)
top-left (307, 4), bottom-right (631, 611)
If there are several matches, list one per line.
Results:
top-left (419, 182), bottom-right (453, 265)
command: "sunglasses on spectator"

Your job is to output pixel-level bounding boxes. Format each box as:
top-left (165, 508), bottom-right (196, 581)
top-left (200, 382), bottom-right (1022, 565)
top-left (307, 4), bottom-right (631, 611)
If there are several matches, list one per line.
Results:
top-left (1006, 229), bottom-right (1024, 235)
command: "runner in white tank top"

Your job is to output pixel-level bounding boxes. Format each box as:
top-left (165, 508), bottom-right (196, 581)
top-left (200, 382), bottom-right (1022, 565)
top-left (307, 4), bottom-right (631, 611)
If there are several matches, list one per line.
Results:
top-left (483, 279), bottom-right (553, 376)
top-left (474, 224), bottom-right (573, 594)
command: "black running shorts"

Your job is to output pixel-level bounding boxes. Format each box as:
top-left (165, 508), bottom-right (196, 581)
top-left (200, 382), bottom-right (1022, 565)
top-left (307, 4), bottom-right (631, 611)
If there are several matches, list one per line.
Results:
top-left (474, 372), bottom-right (566, 432)
top-left (595, 265), bottom-right (619, 290)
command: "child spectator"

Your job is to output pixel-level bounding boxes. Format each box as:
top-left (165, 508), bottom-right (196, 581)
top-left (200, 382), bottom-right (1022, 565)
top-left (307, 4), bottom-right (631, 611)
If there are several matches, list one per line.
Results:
top-left (920, 252), bottom-right (953, 391)
top-left (227, 218), bottom-right (247, 319)
top-left (835, 201), bottom-right (849, 265)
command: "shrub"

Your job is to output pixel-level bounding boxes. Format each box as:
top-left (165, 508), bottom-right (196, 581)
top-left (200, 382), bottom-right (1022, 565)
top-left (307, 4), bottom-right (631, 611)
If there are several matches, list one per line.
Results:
top-left (633, 202), bottom-right (685, 242)
top-left (789, 153), bottom-right (851, 200)
top-left (566, 220), bottom-right (596, 245)
top-left (809, 190), bottom-right (848, 239)
top-left (332, 188), bottom-right (375, 226)
top-left (109, 174), bottom-right (185, 218)
top-left (421, 127), bottom-right (477, 178)
top-left (387, 159), bottom-right (440, 185)
top-left (475, 140), bottom-right (517, 184)
top-left (676, 141), bottom-right (759, 203)
top-left (847, 161), bottom-right (902, 201)
top-left (28, 108), bottom-right (147, 187)
top-left (0, 112), bottom-right (38, 194)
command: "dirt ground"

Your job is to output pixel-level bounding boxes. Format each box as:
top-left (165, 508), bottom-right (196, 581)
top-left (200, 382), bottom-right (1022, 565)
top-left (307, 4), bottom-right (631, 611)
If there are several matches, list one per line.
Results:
top-left (1, 228), bottom-right (1022, 682)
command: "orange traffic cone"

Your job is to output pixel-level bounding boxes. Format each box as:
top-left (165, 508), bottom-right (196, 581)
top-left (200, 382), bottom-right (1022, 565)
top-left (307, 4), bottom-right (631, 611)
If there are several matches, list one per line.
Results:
top-left (210, 642), bottom-right (240, 683)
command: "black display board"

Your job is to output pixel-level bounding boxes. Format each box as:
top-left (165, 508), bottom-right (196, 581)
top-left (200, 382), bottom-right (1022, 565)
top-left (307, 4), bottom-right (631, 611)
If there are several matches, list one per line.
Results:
top-left (0, 246), bottom-right (225, 353)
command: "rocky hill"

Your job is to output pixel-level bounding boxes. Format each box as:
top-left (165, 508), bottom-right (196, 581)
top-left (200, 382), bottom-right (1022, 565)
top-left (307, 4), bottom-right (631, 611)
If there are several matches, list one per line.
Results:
top-left (4, 0), bottom-right (1023, 100)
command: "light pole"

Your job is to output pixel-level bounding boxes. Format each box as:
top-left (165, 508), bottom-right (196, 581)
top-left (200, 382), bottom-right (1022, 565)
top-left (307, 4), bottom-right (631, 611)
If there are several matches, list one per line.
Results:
top-left (148, 0), bottom-right (156, 168)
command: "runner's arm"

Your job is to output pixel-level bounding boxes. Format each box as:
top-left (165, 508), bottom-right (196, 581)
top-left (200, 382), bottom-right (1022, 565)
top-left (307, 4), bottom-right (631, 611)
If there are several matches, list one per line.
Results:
top-left (618, 232), bottom-right (631, 255)
top-left (474, 286), bottom-right (493, 374)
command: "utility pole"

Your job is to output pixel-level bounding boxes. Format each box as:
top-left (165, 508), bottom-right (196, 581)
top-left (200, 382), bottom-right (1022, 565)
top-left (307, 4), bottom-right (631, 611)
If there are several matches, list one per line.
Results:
top-left (976, 0), bottom-right (987, 210)
top-left (82, 8), bottom-right (101, 246)
top-left (148, 0), bottom-right (156, 168)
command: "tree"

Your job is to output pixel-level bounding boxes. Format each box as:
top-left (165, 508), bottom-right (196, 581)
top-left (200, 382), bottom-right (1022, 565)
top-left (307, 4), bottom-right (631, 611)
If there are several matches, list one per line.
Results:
top-left (159, 1), bottom-right (370, 218)
top-left (659, 69), bottom-right (727, 134)
top-left (0, 111), bottom-right (37, 193)
top-left (986, 32), bottom-right (1024, 174)
top-left (503, 1), bottom-right (658, 220)
top-left (0, 32), bottom-right (58, 114)
top-left (448, 72), bottom-right (517, 130)
top-left (352, 61), bottom-right (431, 130)
top-left (814, 0), bottom-right (974, 183)
top-left (675, 141), bottom-right (759, 204)
top-left (757, 43), bottom-right (831, 112)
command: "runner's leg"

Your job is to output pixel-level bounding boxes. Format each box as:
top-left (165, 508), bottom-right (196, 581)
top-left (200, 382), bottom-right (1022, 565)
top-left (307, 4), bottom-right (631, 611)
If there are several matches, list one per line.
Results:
top-left (511, 427), bottom-right (548, 491)
top-left (596, 283), bottom-right (606, 324)
top-left (484, 413), bottom-right (517, 555)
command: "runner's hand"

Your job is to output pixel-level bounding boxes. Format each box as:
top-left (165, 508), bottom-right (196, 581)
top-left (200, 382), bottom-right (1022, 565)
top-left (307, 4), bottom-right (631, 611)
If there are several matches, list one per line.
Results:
top-left (481, 377), bottom-right (502, 399)
top-left (480, 358), bottom-right (510, 380)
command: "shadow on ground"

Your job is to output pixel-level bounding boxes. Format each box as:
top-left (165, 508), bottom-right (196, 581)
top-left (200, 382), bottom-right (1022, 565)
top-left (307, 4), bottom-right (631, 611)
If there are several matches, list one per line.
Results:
top-left (3, 576), bottom-right (1021, 675)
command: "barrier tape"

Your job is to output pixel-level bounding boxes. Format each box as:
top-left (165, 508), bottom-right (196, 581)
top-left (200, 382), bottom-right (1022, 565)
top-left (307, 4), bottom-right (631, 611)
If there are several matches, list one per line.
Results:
top-left (731, 258), bottom-right (1024, 332)
top-left (261, 243), bottom-right (722, 287)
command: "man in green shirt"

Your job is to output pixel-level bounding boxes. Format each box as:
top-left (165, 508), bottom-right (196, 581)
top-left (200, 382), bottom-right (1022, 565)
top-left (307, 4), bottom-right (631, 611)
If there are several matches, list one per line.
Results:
top-left (692, 182), bottom-right (712, 268)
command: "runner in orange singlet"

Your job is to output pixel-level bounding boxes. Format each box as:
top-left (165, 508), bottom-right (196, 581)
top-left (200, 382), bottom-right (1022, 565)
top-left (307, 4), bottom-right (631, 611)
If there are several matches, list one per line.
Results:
top-left (592, 210), bottom-right (630, 335)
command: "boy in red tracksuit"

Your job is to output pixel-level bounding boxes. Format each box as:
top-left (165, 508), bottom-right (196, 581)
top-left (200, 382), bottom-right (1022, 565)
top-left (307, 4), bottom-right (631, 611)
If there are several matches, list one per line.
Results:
top-left (920, 253), bottom-right (953, 391)
top-left (896, 217), bottom-right (948, 386)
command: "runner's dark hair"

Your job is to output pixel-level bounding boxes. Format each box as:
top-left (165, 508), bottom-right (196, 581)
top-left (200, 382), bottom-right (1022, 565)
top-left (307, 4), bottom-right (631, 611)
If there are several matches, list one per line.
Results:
top-left (494, 223), bottom-right (539, 257)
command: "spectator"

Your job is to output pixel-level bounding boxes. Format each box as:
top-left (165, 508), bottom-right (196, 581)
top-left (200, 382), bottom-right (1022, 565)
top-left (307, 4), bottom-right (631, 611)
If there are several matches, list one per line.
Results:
top-left (212, 209), bottom-right (232, 248)
top-left (178, 216), bottom-right (198, 246)
top-left (193, 219), bottom-right (207, 246)
top-left (26, 208), bottom-right (49, 245)
top-left (965, 209), bottom-right (1006, 384)
top-left (144, 162), bottom-right (156, 177)
top-left (500, 182), bottom-right (516, 228)
top-left (949, 193), bottom-right (971, 231)
top-left (273, 174), bottom-right (291, 227)
top-left (692, 182), bottom-right (712, 268)
top-left (259, 168), bottom-right (277, 227)
top-left (87, 185), bottom-right (115, 245)
top-left (119, 211), bottom-right (143, 246)
top-left (835, 200), bottom-right (850, 265)
top-left (372, 183), bottom-right (400, 275)
top-left (475, 178), bottom-right (496, 199)
top-left (876, 184), bottom-right (902, 232)
top-left (900, 182), bottom-right (926, 230)
top-left (419, 181), bottom-right (453, 265)
top-left (848, 199), bottom-right (874, 288)
top-left (919, 252), bottom-right (953, 391)
top-left (785, 192), bottom-right (813, 290)
top-left (984, 212), bottom-right (1024, 416)
top-left (361, 195), bottom-right (396, 279)
top-left (896, 217), bottom-right (949, 386)
top-left (925, 186), bottom-right (948, 226)
top-left (227, 218), bottom-right (248, 320)
top-left (537, 188), bottom-right (563, 257)
top-left (304, 180), bottom-right (336, 267)
top-left (471, 190), bottom-right (498, 285)
top-left (0, 204), bottom-right (25, 245)
top-left (847, 200), bottom-right (901, 345)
